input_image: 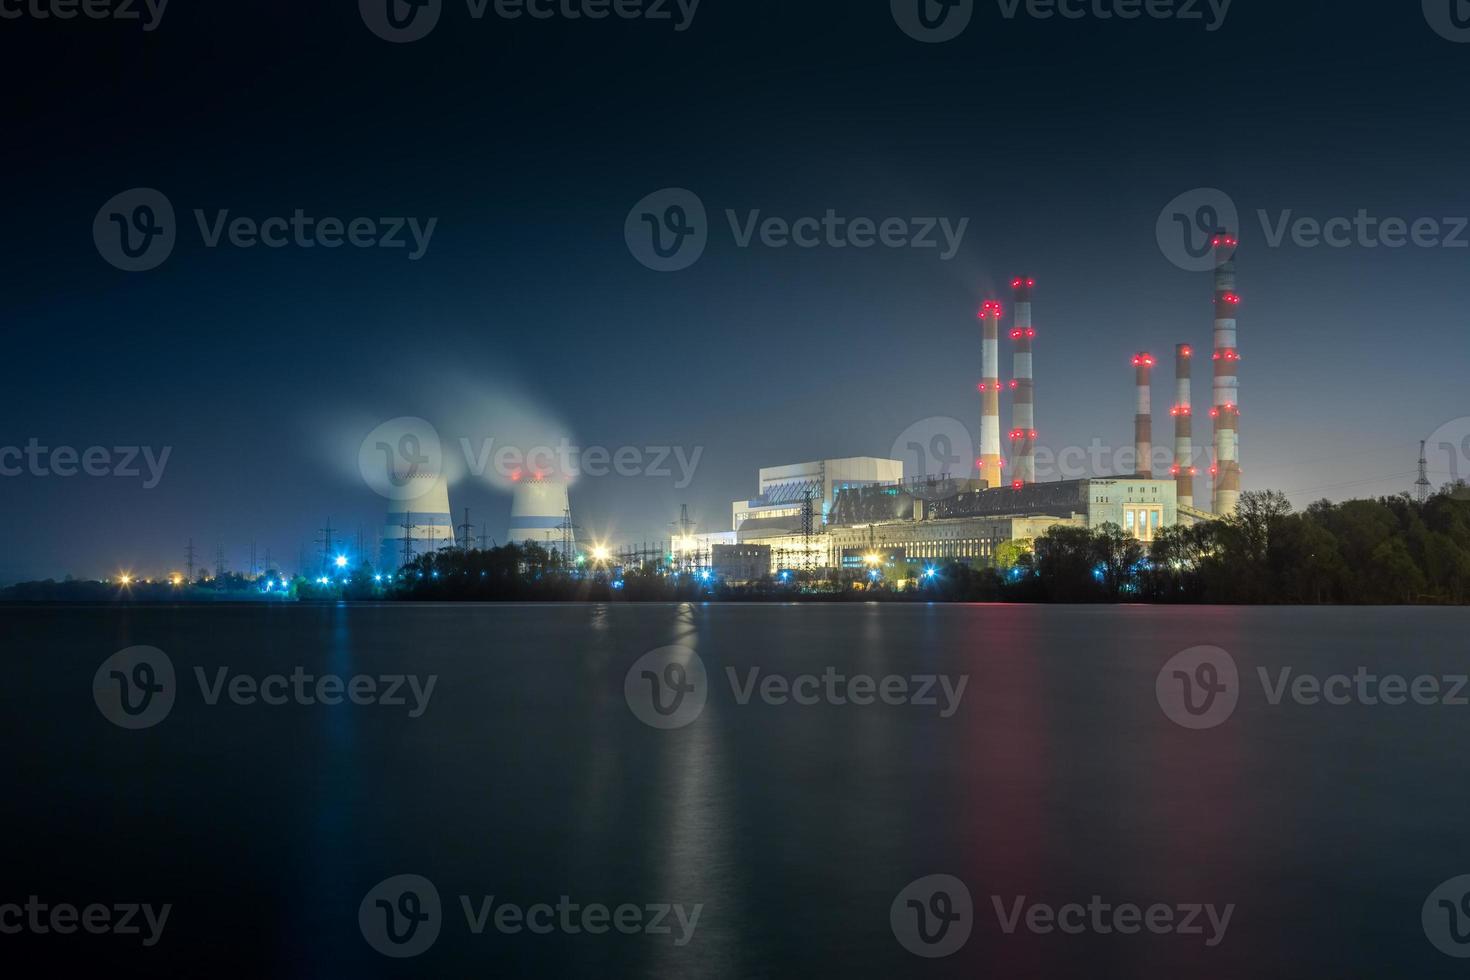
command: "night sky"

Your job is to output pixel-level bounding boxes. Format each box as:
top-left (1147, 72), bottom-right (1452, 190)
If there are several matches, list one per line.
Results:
top-left (4, 0), bottom-right (1469, 581)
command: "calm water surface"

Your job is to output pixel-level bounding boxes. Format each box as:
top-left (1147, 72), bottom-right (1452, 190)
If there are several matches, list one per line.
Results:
top-left (3, 603), bottom-right (1469, 978)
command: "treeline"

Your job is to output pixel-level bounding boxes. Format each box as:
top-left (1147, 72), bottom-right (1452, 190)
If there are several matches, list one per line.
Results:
top-left (1009, 486), bottom-right (1470, 604)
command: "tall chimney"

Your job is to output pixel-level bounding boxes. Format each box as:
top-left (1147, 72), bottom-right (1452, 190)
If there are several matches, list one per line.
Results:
top-left (976, 300), bottom-right (1005, 490)
top-left (1009, 277), bottom-right (1036, 488)
top-left (1211, 234), bottom-right (1241, 515)
top-left (1171, 343), bottom-right (1196, 508)
top-left (1133, 352), bottom-right (1155, 479)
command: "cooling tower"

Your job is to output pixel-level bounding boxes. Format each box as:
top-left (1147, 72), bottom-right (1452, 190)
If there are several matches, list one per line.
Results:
top-left (508, 473), bottom-right (574, 553)
top-left (379, 475), bottom-right (456, 571)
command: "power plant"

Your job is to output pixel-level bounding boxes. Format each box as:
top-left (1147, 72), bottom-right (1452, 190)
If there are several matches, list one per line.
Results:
top-left (356, 240), bottom-right (1241, 579)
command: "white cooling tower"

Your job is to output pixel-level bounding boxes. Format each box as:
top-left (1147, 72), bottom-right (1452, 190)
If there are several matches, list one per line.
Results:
top-left (508, 473), bottom-right (573, 552)
top-left (379, 474), bottom-right (456, 571)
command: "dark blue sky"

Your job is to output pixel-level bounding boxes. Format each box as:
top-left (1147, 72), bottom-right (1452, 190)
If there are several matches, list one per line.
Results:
top-left (3, 0), bottom-right (1469, 581)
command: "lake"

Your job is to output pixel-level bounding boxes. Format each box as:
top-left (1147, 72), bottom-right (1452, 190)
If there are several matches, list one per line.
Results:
top-left (3, 602), bottom-right (1469, 977)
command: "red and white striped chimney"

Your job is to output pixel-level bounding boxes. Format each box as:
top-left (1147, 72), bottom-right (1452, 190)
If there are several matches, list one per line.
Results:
top-left (1210, 234), bottom-right (1241, 515)
top-left (1132, 352), bottom-right (1155, 479)
top-left (976, 300), bottom-right (1005, 490)
top-left (1008, 277), bottom-right (1036, 488)
top-left (1171, 343), bottom-right (1196, 508)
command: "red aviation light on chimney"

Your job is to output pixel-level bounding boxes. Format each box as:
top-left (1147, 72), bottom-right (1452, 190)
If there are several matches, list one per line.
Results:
top-left (1169, 464), bottom-right (1181, 476)
top-left (1012, 480), bottom-right (1025, 489)
top-left (1008, 380), bottom-right (1018, 389)
top-left (1211, 235), bottom-right (1239, 249)
top-left (1010, 329), bottom-right (1023, 340)
top-left (1028, 430), bottom-right (1037, 440)
top-left (1132, 354), bottom-right (1156, 367)
top-left (1221, 293), bottom-right (1241, 305)
top-left (977, 300), bottom-right (1004, 318)
top-left (511, 470), bottom-right (523, 482)
top-left (1011, 278), bottom-right (1022, 288)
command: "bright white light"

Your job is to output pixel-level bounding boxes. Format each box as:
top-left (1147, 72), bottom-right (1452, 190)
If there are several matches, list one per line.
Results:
top-left (334, 555), bottom-right (348, 568)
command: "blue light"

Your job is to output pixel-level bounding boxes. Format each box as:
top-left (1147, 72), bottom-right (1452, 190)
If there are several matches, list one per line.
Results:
top-left (700, 571), bottom-right (711, 582)
top-left (373, 574), bottom-right (382, 582)
top-left (923, 567), bottom-right (937, 579)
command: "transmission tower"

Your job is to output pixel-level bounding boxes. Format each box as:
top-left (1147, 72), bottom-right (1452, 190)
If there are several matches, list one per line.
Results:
top-left (185, 538), bottom-right (196, 583)
top-left (457, 507), bottom-right (475, 552)
top-left (1416, 440), bottom-right (1432, 504)
top-left (555, 508), bottom-right (582, 569)
top-left (214, 542), bottom-right (227, 579)
top-left (401, 511), bottom-right (419, 569)
top-left (317, 519), bottom-right (336, 575)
